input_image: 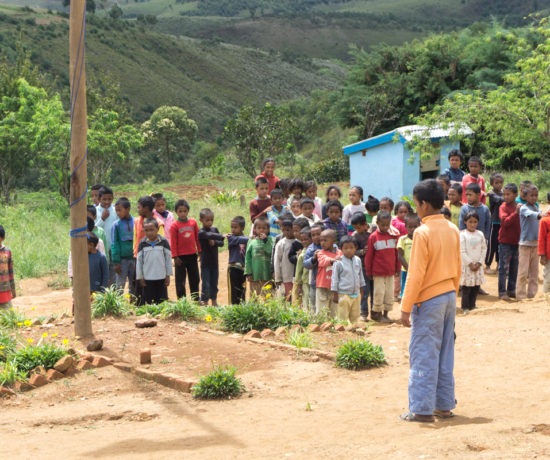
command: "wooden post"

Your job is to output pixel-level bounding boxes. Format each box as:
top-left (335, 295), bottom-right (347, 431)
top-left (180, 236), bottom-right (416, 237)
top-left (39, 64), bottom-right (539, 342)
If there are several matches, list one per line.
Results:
top-left (70, 0), bottom-right (92, 337)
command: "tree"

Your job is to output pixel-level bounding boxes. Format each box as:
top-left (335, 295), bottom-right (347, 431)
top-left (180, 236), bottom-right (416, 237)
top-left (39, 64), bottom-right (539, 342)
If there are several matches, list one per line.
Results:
top-left (109, 4), bottom-right (123, 19)
top-left (141, 106), bottom-right (198, 176)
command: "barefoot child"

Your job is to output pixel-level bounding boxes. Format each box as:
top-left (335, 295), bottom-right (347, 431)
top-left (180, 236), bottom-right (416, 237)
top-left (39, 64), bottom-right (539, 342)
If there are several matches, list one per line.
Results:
top-left (486, 173), bottom-right (504, 274)
top-left (460, 211), bottom-right (487, 311)
top-left (446, 184), bottom-right (462, 228)
top-left (292, 228), bottom-right (312, 309)
top-left (0, 225), bottom-right (16, 310)
top-left (316, 229), bottom-right (342, 316)
top-left (274, 220), bottom-right (296, 300)
top-left (351, 212), bottom-right (372, 321)
top-left (498, 183), bottom-right (520, 300)
top-left (323, 200), bottom-right (348, 244)
top-left (198, 208), bottom-right (224, 306)
top-left (244, 217), bottom-right (273, 296)
top-left (226, 216), bottom-right (249, 305)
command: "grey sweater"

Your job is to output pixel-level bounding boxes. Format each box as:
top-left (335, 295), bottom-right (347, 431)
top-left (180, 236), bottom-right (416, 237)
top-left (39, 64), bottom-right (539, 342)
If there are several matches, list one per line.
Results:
top-left (331, 255), bottom-right (365, 295)
top-left (136, 236), bottom-right (173, 281)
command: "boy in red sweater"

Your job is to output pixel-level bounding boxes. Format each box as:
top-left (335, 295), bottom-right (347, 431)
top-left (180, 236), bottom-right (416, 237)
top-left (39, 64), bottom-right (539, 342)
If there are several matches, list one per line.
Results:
top-left (461, 156), bottom-right (486, 204)
top-left (538, 191), bottom-right (550, 293)
top-left (315, 229), bottom-right (342, 317)
top-left (170, 199), bottom-right (200, 300)
top-left (498, 183), bottom-right (520, 300)
top-left (249, 177), bottom-right (272, 223)
top-left (365, 211), bottom-right (399, 322)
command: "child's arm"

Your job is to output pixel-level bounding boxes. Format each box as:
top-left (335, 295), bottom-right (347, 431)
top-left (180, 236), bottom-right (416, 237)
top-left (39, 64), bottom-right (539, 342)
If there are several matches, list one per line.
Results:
top-left (244, 243), bottom-right (253, 277)
top-left (135, 247), bottom-right (144, 281)
top-left (194, 221), bottom-right (201, 254)
top-left (8, 251), bottom-right (15, 298)
top-left (397, 248), bottom-right (408, 271)
top-left (401, 231), bottom-right (431, 317)
top-left (499, 203), bottom-right (516, 228)
top-left (460, 232), bottom-right (473, 266)
top-left (483, 207), bottom-right (491, 240)
top-left (458, 207), bottom-right (466, 230)
top-left (163, 243), bottom-right (173, 285)
top-left (364, 236), bottom-right (375, 278)
top-left (111, 223), bottom-right (121, 272)
top-left (479, 231), bottom-right (488, 264)
top-left (295, 254), bottom-right (304, 286)
top-left (303, 246), bottom-right (317, 269)
top-left (317, 252), bottom-right (335, 268)
top-left (274, 242), bottom-right (283, 283)
top-left (330, 261), bottom-right (341, 293)
top-left (288, 243), bottom-right (300, 265)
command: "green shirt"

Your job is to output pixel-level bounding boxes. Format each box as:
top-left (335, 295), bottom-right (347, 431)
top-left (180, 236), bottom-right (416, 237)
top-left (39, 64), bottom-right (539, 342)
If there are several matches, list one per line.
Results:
top-left (244, 236), bottom-right (273, 281)
top-left (397, 235), bottom-right (413, 272)
top-left (450, 203), bottom-right (462, 228)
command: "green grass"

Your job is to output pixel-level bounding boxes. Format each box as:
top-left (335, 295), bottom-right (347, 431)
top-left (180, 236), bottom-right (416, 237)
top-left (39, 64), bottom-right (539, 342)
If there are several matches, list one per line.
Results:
top-left (286, 330), bottom-right (314, 349)
top-left (192, 365), bottom-right (244, 399)
top-left (335, 339), bottom-right (387, 370)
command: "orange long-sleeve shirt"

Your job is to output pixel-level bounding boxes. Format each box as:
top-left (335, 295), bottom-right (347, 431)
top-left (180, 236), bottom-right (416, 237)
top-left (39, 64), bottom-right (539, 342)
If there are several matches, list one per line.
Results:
top-left (537, 216), bottom-right (550, 259)
top-left (401, 214), bottom-right (461, 313)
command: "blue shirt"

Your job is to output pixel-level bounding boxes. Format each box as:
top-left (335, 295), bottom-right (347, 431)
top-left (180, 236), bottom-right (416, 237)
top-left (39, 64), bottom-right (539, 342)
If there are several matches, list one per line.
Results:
top-left (303, 243), bottom-right (322, 288)
top-left (443, 167), bottom-right (465, 183)
top-left (95, 205), bottom-right (117, 249)
top-left (267, 205), bottom-right (287, 237)
top-left (459, 203), bottom-right (491, 240)
top-left (519, 203), bottom-right (541, 243)
top-left (227, 235), bottom-right (249, 266)
top-left (89, 251), bottom-right (108, 292)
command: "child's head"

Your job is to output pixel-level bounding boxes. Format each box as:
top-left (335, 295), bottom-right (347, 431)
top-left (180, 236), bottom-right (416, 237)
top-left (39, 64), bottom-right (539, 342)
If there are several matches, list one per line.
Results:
top-left (199, 208), bottom-right (214, 228)
top-left (281, 219), bottom-right (294, 239)
top-left (351, 212), bottom-right (369, 233)
top-left (325, 185), bottom-right (341, 203)
top-left (412, 179), bottom-right (444, 218)
top-left (320, 229), bottom-right (336, 250)
top-left (87, 216), bottom-right (95, 232)
top-left (437, 174), bottom-right (450, 195)
top-left (519, 180), bottom-right (533, 200)
top-left (290, 200), bottom-right (301, 216)
top-left (151, 193), bottom-right (167, 213)
top-left (376, 211), bottom-right (392, 233)
top-left (468, 156), bottom-right (483, 177)
top-left (340, 235), bottom-right (358, 259)
top-left (253, 216), bottom-right (269, 237)
top-left (87, 204), bottom-right (97, 220)
top-left (115, 197), bottom-right (131, 219)
top-left (405, 213), bottom-right (421, 237)
top-left (270, 188), bottom-right (284, 208)
top-left (0, 224), bottom-right (4, 243)
top-left (174, 199), bottom-right (190, 221)
top-left (230, 216), bottom-right (246, 236)
top-left (310, 223), bottom-right (324, 245)
top-left (526, 184), bottom-right (539, 205)
top-left (255, 177), bottom-right (270, 199)
top-left (300, 227), bottom-right (312, 248)
top-left (379, 197), bottom-right (394, 214)
top-left (261, 158), bottom-right (275, 176)
top-left (304, 180), bottom-right (317, 199)
top-left (293, 217), bottom-right (310, 239)
top-left (87, 232), bottom-right (99, 253)
top-left (326, 200), bottom-right (343, 222)
top-left (143, 218), bottom-right (160, 241)
top-left (98, 186), bottom-right (114, 209)
top-left (448, 149), bottom-right (463, 170)
top-left (394, 200), bottom-right (413, 221)
top-left (465, 183), bottom-right (481, 205)
top-left (289, 178), bottom-right (304, 197)
top-left (300, 198), bottom-right (315, 218)
top-left (348, 186), bottom-right (363, 205)
top-left (91, 184), bottom-right (103, 206)
top-left (464, 210), bottom-right (479, 232)
top-left (440, 206), bottom-right (451, 221)
top-left (365, 195), bottom-right (380, 216)
top-left (502, 183), bottom-right (518, 204)
top-left (277, 178), bottom-right (291, 198)
top-left (137, 196), bottom-right (155, 218)
top-left (490, 173), bottom-right (504, 192)
top-left (447, 183), bottom-right (462, 205)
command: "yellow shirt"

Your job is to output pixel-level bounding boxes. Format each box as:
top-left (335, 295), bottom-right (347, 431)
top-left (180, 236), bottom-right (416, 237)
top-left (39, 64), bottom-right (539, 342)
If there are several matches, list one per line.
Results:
top-left (401, 214), bottom-right (461, 313)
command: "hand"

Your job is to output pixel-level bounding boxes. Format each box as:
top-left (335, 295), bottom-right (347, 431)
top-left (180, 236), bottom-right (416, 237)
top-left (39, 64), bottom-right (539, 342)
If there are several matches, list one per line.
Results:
top-left (258, 233), bottom-right (267, 239)
top-left (367, 275), bottom-right (373, 281)
top-left (335, 255), bottom-right (342, 261)
top-left (174, 257), bottom-right (182, 267)
top-left (140, 279), bottom-right (146, 287)
top-left (114, 264), bottom-right (122, 274)
top-left (314, 250), bottom-right (320, 259)
top-left (264, 206), bottom-right (273, 213)
top-left (11, 289), bottom-right (16, 299)
top-left (515, 204), bottom-right (522, 214)
top-left (333, 292), bottom-right (339, 303)
top-left (101, 209), bottom-right (110, 221)
top-left (395, 271), bottom-right (400, 276)
top-left (164, 276), bottom-right (170, 287)
top-left (469, 262), bottom-right (477, 271)
top-left (224, 234), bottom-right (231, 238)
top-left (541, 256), bottom-right (548, 266)
top-left (208, 240), bottom-right (215, 246)
top-left (403, 263), bottom-right (408, 271)
top-left (297, 249), bottom-right (303, 256)
top-left (401, 311), bottom-right (411, 327)
top-left (246, 275), bottom-right (252, 281)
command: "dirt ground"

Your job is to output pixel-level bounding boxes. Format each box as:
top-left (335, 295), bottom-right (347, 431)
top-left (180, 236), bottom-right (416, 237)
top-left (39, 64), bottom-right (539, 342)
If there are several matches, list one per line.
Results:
top-left (5, 257), bottom-right (550, 459)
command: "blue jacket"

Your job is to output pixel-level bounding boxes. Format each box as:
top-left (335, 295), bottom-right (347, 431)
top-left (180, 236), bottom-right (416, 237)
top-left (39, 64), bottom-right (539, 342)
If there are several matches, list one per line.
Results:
top-left (519, 203), bottom-right (541, 243)
top-left (303, 243), bottom-right (322, 287)
top-left (443, 167), bottom-right (465, 183)
top-left (89, 251), bottom-right (108, 292)
top-left (459, 203), bottom-right (491, 240)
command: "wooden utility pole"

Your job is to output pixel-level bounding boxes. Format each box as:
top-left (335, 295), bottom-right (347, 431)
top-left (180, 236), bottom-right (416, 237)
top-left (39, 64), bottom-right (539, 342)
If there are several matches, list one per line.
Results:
top-left (70, 0), bottom-right (92, 337)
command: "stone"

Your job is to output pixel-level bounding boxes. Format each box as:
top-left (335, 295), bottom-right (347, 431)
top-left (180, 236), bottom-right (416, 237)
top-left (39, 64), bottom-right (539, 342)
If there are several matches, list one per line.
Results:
top-left (133, 367), bottom-right (160, 380)
top-left (0, 386), bottom-right (15, 397)
top-left (67, 347), bottom-right (78, 357)
top-left (355, 328), bottom-right (366, 336)
top-left (320, 322), bottom-right (333, 332)
top-left (87, 339), bottom-right (103, 352)
top-left (46, 369), bottom-right (64, 381)
top-left (290, 324), bottom-right (304, 333)
top-left (63, 366), bottom-right (78, 377)
top-left (54, 356), bottom-right (74, 373)
top-left (245, 337), bottom-right (265, 345)
top-left (345, 324), bottom-right (357, 332)
top-left (46, 316), bottom-right (56, 324)
top-left (173, 378), bottom-right (194, 393)
top-left (14, 380), bottom-right (33, 392)
top-left (245, 330), bottom-right (261, 339)
top-left (61, 312), bottom-right (71, 319)
top-left (29, 374), bottom-right (48, 387)
top-left (91, 356), bottom-right (111, 368)
top-left (75, 359), bottom-right (93, 371)
top-left (135, 318), bottom-right (157, 328)
top-left (31, 318), bottom-right (42, 326)
top-left (149, 341), bottom-right (156, 346)
top-left (274, 326), bottom-right (287, 337)
top-left (140, 349), bottom-right (152, 364)
top-left (260, 329), bottom-right (274, 338)
top-left (113, 362), bottom-right (133, 372)
top-left (179, 321), bottom-right (188, 328)
top-left (31, 365), bottom-right (46, 376)
top-left (334, 324), bottom-right (346, 332)
top-left (308, 324), bottom-right (320, 333)
top-left (82, 353), bottom-right (94, 362)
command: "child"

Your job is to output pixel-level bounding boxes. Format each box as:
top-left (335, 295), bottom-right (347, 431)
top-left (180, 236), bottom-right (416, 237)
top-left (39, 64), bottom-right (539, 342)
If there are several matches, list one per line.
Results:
top-left (393, 201), bottom-right (413, 236)
top-left (460, 211), bottom-right (487, 311)
top-left (397, 213), bottom-right (421, 298)
top-left (322, 185), bottom-right (342, 219)
top-left (244, 217), bottom-right (274, 296)
top-left (111, 197), bottom-right (135, 294)
top-left (517, 185), bottom-right (542, 300)
top-left (400, 179), bottom-right (460, 423)
top-left (331, 235), bottom-right (365, 324)
top-left (90, 184), bottom-right (103, 206)
top-left (365, 211), bottom-right (399, 322)
top-left (198, 208), bottom-right (224, 306)
top-left (136, 219), bottom-right (172, 305)
top-left (152, 193), bottom-right (175, 246)
top-left (288, 217), bottom-right (310, 268)
top-left (95, 185), bottom-right (117, 284)
top-left (323, 200), bottom-right (348, 244)
top-left (437, 174), bottom-right (451, 199)
top-left (267, 188), bottom-right (287, 237)
top-left (538, 191), bottom-right (550, 293)
top-left (365, 195), bottom-right (380, 226)
top-left (498, 183), bottom-right (520, 300)
top-left (255, 158), bottom-right (279, 194)
top-left (87, 205), bottom-right (108, 255)
top-left (0, 225), bottom-right (16, 309)
top-left (298, 198), bottom-right (320, 225)
top-left (277, 178), bottom-right (292, 203)
top-left (274, 220), bottom-right (296, 300)
top-left (351, 212), bottom-right (372, 321)
top-left (288, 178), bottom-right (305, 206)
top-left (249, 177), bottom-right (272, 223)
top-left (170, 199), bottom-right (200, 300)
top-left (87, 217), bottom-right (105, 255)
top-left (342, 186), bottom-right (365, 230)
top-left (459, 183), bottom-right (491, 241)
top-left (304, 180), bottom-right (323, 218)
top-left (443, 149), bottom-right (465, 185)
top-left (446, 183), bottom-right (462, 227)
top-left (461, 156), bottom-right (486, 204)
top-left (87, 233), bottom-right (109, 293)
top-left (303, 223), bottom-right (324, 309)
top-left (486, 173), bottom-right (504, 273)
top-left (379, 197), bottom-right (394, 214)
top-left (226, 216), bottom-right (249, 305)
top-left (292, 228), bottom-right (312, 310)
top-left (134, 196), bottom-right (164, 258)
top-left (289, 199), bottom-right (301, 219)
top-left (440, 207), bottom-right (452, 221)
top-left (316, 229), bottom-right (342, 316)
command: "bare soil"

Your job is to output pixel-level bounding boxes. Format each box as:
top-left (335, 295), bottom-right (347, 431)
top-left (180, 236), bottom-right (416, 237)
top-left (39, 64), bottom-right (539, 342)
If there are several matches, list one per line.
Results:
top-left (5, 260), bottom-right (550, 459)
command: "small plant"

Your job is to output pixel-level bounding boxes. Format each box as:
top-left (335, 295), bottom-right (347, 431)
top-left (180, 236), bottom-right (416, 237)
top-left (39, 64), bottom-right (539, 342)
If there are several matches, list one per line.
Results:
top-left (287, 330), bottom-right (314, 349)
top-left (12, 343), bottom-right (67, 374)
top-left (91, 286), bottom-right (130, 318)
top-left (0, 308), bottom-right (26, 329)
top-left (134, 302), bottom-right (165, 317)
top-left (161, 297), bottom-right (201, 320)
top-left (0, 331), bottom-right (17, 362)
top-left (192, 365), bottom-right (244, 400)
top-left (336, 339), bottom-right (387, 370)
top-left (208, 190), bottom-right (239, 205)
top-left (0, 360), bottom-right (28, 387)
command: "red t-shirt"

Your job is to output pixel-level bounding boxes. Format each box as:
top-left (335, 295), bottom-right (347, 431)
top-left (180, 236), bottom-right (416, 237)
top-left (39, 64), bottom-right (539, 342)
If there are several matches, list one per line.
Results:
top-left (498, 201), bottom-right (520, 245)
top-left (316, 249), bottom-right (343, 289)
top-left (170, 219), bottom-right (200, 257)
top-left (462, 174), bottom-right (486, 204)
top-left (249, 197), bottom-right (272, 223)
top-left (365, 229), bottom-right (399, 277)
top-left (255, 173), bottom-right (280, 194)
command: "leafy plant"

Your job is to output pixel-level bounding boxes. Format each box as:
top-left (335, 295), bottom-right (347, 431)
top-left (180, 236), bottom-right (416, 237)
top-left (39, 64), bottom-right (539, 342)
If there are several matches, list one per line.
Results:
top-left (12, 343), bottom-right (67, 374)
top-left (161, 297), bottom-right (201, 320)
top-left (0, 359), bottom-right (27, 387)
top-left (0, 308), bottom-right (26, 329)
top-left (192, 365), bottom-right (244, 400)
top-left (335, 339), bottom-right (387, 370)
top-left (286, 330), bottom-right (314, 349)
top-left (91, 286), bottom-right (130, 318)
top-left (208, 189), bottom-right (239, 205)
top-left (303, 157), bottom-right (349, 184)
top-left (0, 331), bottom-right (17, 362)
top-left (134, 302), bottom-right (165, 317)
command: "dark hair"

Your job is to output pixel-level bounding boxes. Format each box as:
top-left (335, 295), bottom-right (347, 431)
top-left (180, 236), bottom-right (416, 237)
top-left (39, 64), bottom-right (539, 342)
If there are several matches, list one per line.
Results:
top-left (231, 216), bottom-right (246, 229)
top-left (138, 196), bottom-right (155, 211)
top-left (394, 200), bottom-right (413, 214)
top-left (321, 229), bottom-right (337, 241)
top-left (255, 176), bottom-right (268, 188)
top-left (380, 196), bottom-right (394, 211)
top-left (289, 178), bottom-right (304, 193)
top-left (405, 213), bottom-right (421, 225)
top-left (326, 200), bottom-right (343, 212)
top-left (413, 179), bottom-right (444, 210)
top-left (279, 209), bottom-right (294, 221)
top-left (151, 193), bottom-right (165, 202)
top-left (526, 184), bottom-right (538, 193)
top-left (98, 185), bottom-right (113, 198)
top-left (547, 191), bottom-right (550, 202)
top-left (300, 197), bottom-right (315, 208)
top-left (87, 232), bottom-right (99, 246)
top-left (377, 210), bottom-right (392, 222)
top-left (503, 183), bottom-right (518, 195)
top-left (270, 188), bottom-right (283, 198)
top-left (520, 180), bottom-right (533, 188)
top-left (489, 173), bottom-right (504, 185)
top-left (300, 227), bottom-right (312, 237)
top-left (450, 183), bottom-right (462, 196)
top-left (468, 156), bottom-right (483, 167)
top-left (304, 180), bottom-right (316, 192)
top-left (199, 208), bottom-right (214, 219)
top-left (339, 235), bottom-right (357, 249)
top-left (144, 217), bottom-right (159, 228)
top-left (281, 219), bottom-right (294, 229)
top-left (365, 195), bottom-right (380, 213)
top-left (464, 210), bottom-right (479, 223)
top-left (311, 222), bottom-right (325, 232)
top-left (254, 216), bottom-right (269, 227)
top-left (437, 174), bottom-right (450, 186)
top-left (115, 197), bottom-right (131, 209)
top-left (87, 204), bottom-right (97, 217)
top-left (174, 199), bottom-right (190, 212)
top-left (0, 225), bottom-right (4, 238)
top-left (261, 158), bottom-right (275, 170)
top-left (293, 217), bottom-right (310, 229)
top-left (91, 184), bottom-right (103, 192)
top-left (440, 207), bottom-right (451, 218)
top-left (277, 178), bottom-right (291, 194)
top-left (465, 183), bottom-right (481, 194)
top-left (87, 216), bottom-right (95, 232)
top-left (350, 185), bottom-right (364, 199)
top-left (350, 212), bottom-right (367, 226)
top-left (448, 149), bottom-right (463, 161)
top-left (325, 185), bottom-right (342, 202)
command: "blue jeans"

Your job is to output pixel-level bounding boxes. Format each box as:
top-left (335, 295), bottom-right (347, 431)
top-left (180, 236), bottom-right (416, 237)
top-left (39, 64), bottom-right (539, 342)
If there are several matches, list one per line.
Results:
top-left (360, 269), bottom-right (372, 316)
top-left (409, 291), bottom-right (456, 415)
top-left (114, 258), bottom-right (136, 296)
top-left (400, 270), bottom-right (408, 297)
top-left (498, 243), bottom-right (518, 296)
top-left (201, 266), bottom-right (219, 302)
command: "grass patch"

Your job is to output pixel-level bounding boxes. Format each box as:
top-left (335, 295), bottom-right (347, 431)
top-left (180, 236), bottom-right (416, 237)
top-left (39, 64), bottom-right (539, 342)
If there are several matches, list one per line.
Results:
top-left (91, 286), bottom-right (131, 318)
top-left (11, 342), bottom-right (67, 374)
top-left (335, 339), bottom-right (387, 370)
top-left (160, 297), bottom-right (202, 320)
top-left (134, 302), bottom-right (166, 317)
top-left (192, 365), bottom-right (244, 400)
top-left (0, 360), bottom-right (28, 387)
top-left (286, 329), bottom-right (314, 349)
top-left (0, 308), bottom-right (27, 329)
top-left (0, 331), bottom-right (17, 362)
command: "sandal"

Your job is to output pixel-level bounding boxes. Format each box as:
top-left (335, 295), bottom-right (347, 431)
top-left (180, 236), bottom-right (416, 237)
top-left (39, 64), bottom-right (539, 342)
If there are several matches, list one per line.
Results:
top-left (399, 411), bottom-right (434, 423)
top-left (433, 410), bottom-right (455, 419)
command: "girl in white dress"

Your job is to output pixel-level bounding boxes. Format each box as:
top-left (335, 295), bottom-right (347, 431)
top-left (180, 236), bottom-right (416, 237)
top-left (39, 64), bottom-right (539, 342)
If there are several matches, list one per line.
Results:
top-left (460, 210), bottom-right (487, 311)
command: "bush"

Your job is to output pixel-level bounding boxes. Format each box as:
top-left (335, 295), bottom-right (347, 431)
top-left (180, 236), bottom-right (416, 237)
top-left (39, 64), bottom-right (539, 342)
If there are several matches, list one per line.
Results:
top-left (303, 158), bottom-right (349, 184)
top-left (0, 309), bottom-right (26, 329)
top-left (161, 297), bottom-right (201, 320)
top-left (0, 360), bottom-right (27, 387)
top-left (12, 343), bottom-right (67, 374)
top-left (134, 303), bottom-right (165, 317)
top-left (335, 339), bottom-right (387, 370)
top-left (286, 330), bottom-right (314, 349)
top-left (92, 286), bottom-right (130, 318)
top-left (192, 366), bottom-right (244, 400)
top-left (0, 332), bottom-right (17, 362)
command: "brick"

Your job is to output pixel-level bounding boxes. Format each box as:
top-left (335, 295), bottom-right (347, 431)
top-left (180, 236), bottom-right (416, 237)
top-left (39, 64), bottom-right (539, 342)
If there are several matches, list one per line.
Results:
top-left (274, 326), bottom-right (287, 337)
top-left (345, 324), bottom-right (357, 332)
top-left (133, 367), bottom-right (160, 380)
top-left (245, 330), bottom-right (261, 339)
top-left (0, 386), bottom-right (15, 397)
top-left (355, 328), bottom-right (366, 336)
top-left (173, 378), bottom-right (194, 393)
top-left (54, 356), bottom-right (74, 373)
top-left (29, 374), bottom-right (48, 387)
top-left (308, 324), bottom-right (320, 333)
top-left (46, 369), bottom-right (64, 381)
top-left (140, 349), bottom-right (152, 364)
top-left (63, 366), bottom-right (78, 377)
top-left (76, 359), bottom-right (93, 371)
top-left (334, 324), bottom-right (345, 332)
top-left (260, 329), bottom-right (274, 338)
top-left (320, 322), bottom-right (333, 332)
top-left (82, 353), bottom-right (94, 362)
top-left (31, 365), bottom-right (46, 375)
top-left (290, 324), bottom-right (304, 333)
top-left (113, 362), bottom-right (133, 372)
top-left (135, 318), bottom-right (157, 328)
top-left (91, 356), bottom-right (111, 368)
top-left (316, 351), bottom-right (337, 360)
top-left (244, 337), bottom-right (265, 345)
top-left (153, 373), bottom-right (180, 389)
top-left (14, 380), bottom-right (33, 392)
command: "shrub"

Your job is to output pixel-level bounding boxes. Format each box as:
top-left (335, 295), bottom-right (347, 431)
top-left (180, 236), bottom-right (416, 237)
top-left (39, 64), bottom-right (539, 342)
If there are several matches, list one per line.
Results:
top-left (335, 339), bottom-right (387, 370)
top-left (192, 366), bottom-right (244, 400)
top-left (134, 302), bottom-right (165, 317)
top-left (303, 158), bottom-right (349, 184)
top-left (0, 309), bottom-right (26, 329)
top-left (161, 297), bottom-right (201, 320)
top-left (12, 343), bottom-right (67, 374)
top-left (0, 332), bottom-right (17, 362)
top-left (286, 330), bottom-right (314, 349)
top-left (0, 360), bottom-right (27, 387)
top-left (92, 286), bottom-right (130, 318)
